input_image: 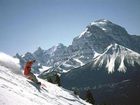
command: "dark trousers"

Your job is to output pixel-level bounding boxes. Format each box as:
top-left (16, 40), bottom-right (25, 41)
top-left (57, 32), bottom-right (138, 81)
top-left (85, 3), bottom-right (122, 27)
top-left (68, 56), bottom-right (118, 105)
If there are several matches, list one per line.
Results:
top-left (26, 72), bottom-right (39, 83)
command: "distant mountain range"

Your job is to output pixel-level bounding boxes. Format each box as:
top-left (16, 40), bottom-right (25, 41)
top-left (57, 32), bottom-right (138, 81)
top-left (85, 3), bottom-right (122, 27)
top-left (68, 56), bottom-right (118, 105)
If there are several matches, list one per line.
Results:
top-left (16, 19), bottom-right (140, 74)
top-left (16, 19), bottom-right (140, 105)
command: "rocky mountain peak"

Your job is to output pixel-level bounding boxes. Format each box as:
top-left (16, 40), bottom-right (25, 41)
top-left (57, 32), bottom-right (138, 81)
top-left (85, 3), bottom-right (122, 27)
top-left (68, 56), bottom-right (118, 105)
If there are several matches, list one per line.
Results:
top-left (104, 43), bottom-right (127, 54)
top-left (90, 19), bottom-right (128, 35)
top-left (55, 43), bottom-right (66, 49)
top-left (92, 19), bottom-right (113, 26)
top-left (47, 43), bottom-right (66, 54)
top-left (34, 47), bottom-right (44, 55)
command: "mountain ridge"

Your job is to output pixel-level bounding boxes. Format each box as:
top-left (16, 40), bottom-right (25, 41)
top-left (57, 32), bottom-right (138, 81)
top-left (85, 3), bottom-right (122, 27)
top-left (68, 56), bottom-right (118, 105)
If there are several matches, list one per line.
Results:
top-left (15, 19), bottom-right (140, 74)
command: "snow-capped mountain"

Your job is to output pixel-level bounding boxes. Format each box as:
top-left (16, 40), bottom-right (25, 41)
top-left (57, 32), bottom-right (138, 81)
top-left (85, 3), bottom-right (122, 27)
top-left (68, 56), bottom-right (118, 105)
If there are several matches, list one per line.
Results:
top-left (93, 43), bottom-right (140, 73)
top-left (72, 19), bottom-right (138, 53)
top-left (15, 19), bottom-right (140, 74)
top-left (0, 52), bottom-right (90, 105)
top-left (61, 44), bottom-right (140, 105)
top-left (61, 43), bottom-right (140, 87)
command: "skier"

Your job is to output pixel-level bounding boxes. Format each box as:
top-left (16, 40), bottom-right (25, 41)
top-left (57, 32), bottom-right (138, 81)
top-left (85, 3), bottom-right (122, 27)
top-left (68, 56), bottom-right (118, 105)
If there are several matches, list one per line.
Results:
top-left (23, 60), bottom-right (41, 85)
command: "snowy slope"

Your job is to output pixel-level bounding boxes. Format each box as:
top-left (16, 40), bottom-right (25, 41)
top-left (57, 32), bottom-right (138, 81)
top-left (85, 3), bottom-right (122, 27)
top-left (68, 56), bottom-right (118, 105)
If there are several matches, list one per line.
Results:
top-left (0, 52), bottom-right (90, 105)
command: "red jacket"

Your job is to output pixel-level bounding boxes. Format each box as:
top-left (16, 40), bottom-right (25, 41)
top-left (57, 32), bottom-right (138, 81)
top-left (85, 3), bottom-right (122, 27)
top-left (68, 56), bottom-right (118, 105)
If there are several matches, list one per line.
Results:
top-left (24, 61), bottom-right (34, 75)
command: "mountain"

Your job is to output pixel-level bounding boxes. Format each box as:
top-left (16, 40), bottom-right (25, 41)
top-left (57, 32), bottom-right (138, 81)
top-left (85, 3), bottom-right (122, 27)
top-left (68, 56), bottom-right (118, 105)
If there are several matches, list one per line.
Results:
top-left (14, 19), bottom-right (140, 105)
top-left (15, 19), bottom-right (140, 74)
top-left (93, 43), bottom-right (140, 73)
top-left (72, 19), bottom-right (139, 53)
top-left (0, 52), bottom-right (90, 105)
top-left (130, 35), bottom-right (140, 53)
top-left (61, 43), bottom-right (140, 105)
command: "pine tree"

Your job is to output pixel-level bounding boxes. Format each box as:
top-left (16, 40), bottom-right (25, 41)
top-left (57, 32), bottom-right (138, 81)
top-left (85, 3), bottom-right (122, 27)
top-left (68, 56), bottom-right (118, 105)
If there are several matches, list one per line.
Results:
top-left (85, 89), bottom-right (95, 105)
top-left (47, 77), bottom-right (53, 83)
top-left (74, 90), bottom-right (79, 96)
top-left (55, 73), bottom-right (61, 86)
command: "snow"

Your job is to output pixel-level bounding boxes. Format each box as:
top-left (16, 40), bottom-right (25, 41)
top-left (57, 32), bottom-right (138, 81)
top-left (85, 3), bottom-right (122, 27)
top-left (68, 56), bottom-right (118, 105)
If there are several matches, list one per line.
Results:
top-left (106, 53), bottom-right (117, 73)
top-left (91, 19), bottom-right (109, 25)
top-left (74, 58), bottom-right (84, 66)
top-left (91, 21), bottom-right (107, 26)
top-left (78, 28), bottom-right (92, 38)
top-left (101, 28), bottom-right (107, 31)
top-left (90, 19), bottom-right (111, 32)
top-left (0, 52), bottom-right (21, 74)
top-left (0, 52), bottom-right (90, 105)
top-left (39, 66), bottom-right (51, 73)
top-left (102, 44), bottom-right (127, 73)
top-left (93, 51), bottom-right (100, 58)
top-left (63, 63), bottom-right (72, 68)
top-left (79, 28), bottom-right (88, 38)
top-left (21, 54), bottom-right (25, 58)
top-left (118, 56), bottom-right (126, 72)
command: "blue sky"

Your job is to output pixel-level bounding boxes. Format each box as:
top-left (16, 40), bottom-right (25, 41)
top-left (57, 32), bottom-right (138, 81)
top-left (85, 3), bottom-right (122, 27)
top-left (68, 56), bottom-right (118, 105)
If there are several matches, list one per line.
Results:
top-left (0, 0), bottom-right (140, 55)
